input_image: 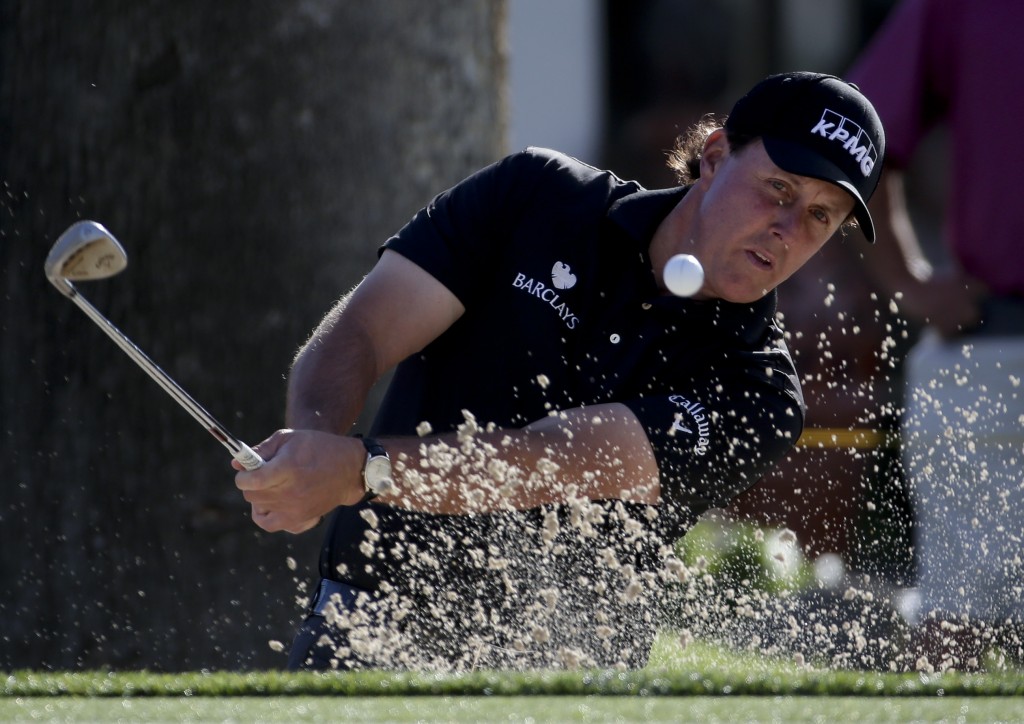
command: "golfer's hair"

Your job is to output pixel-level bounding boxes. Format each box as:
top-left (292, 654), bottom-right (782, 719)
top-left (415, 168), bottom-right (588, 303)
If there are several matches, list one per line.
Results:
top-left (666, 114), bottom-right (755, 184)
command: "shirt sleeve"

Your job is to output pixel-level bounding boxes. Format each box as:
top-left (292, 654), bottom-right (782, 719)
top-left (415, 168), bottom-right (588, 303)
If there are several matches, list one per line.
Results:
top-left (622, 350), bottom-right (804, 521)
top-left (382, 147), bottom-right (606, 306)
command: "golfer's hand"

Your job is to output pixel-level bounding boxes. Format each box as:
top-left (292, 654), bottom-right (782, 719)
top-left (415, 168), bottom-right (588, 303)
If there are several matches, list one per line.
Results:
top-left (233, 429), bottom-right (366, 534)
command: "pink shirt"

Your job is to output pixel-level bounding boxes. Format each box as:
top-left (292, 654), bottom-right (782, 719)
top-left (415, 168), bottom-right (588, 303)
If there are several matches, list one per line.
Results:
top-left (848, 0), bottom-right (1024, 295)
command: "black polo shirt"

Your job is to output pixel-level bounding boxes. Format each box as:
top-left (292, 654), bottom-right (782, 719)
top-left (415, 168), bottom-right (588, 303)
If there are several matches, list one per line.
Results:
top-left (316, 148), bottom-right (805, 667)
top-left (372, 147), bottom-right (804, 527)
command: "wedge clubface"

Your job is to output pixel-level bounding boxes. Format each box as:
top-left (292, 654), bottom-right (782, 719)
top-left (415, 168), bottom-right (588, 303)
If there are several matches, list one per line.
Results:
top-left (45, 220), bottom-right (264, 470)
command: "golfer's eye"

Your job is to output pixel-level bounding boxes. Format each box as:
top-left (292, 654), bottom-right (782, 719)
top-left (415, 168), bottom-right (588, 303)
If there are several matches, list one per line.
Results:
top-left (811, 208), bottom-right (829, 224)
top-left (767, 179), bottom-right (792, 201)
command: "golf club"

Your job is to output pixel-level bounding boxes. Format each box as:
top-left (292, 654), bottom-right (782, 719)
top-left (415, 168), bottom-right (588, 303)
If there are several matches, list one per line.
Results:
top-left (44, 220), bottom-right (264, 471)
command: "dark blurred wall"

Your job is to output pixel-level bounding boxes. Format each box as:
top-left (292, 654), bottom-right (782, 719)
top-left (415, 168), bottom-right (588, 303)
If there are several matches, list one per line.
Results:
top-left (0, 1), bottom-right (506, 670)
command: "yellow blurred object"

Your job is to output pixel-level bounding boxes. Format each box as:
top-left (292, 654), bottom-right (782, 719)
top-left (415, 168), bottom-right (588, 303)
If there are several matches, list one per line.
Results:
top-left (795, 427), bottom-right (897, 449)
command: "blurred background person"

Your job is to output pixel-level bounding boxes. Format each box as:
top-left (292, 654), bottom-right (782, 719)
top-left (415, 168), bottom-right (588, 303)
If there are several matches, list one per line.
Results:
top-left (848, 0), bottom-right (1024, 671)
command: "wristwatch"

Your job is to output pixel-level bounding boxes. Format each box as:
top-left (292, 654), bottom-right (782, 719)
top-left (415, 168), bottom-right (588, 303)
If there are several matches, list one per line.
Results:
top-left (360, 437), bottom-right (394, 498)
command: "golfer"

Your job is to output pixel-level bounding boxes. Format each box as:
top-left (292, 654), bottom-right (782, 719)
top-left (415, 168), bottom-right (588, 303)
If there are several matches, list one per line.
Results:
top-left (235, 72), bottom-right (885, 670)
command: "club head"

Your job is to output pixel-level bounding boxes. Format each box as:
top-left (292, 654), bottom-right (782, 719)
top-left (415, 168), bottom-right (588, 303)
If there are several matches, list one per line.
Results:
top-left (44, 220), bottom-right (128, 283)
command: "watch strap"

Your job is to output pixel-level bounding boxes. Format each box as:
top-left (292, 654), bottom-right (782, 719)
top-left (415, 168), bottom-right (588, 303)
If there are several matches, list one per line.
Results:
top-left (361, 436), bottom-right (388, 460)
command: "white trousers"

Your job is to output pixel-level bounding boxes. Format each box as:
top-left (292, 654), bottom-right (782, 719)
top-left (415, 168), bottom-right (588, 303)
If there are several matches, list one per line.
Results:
top-left (902, 331), bottom-right (1024, 623)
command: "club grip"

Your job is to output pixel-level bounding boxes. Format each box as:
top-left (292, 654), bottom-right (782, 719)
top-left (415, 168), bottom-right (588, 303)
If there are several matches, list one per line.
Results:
top-left (234, 443), bottom-right (265, 471)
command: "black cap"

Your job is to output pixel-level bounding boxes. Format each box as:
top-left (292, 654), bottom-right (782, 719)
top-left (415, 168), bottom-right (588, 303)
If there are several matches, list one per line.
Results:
top-left (725, 72), bottom-right (885, 241)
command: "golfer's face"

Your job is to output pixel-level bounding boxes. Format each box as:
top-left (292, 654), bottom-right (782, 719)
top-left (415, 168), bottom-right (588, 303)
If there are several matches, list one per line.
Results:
top-left (692, 137), bottom-right (854, 304)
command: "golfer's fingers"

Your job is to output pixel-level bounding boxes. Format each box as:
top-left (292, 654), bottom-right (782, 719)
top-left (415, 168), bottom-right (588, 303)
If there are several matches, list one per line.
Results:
top-left (250, 428), bottom-right (293, 462)
top-left (233, 429), bottom-right (293, 490)
top-left (250, 504), bottom-right (317, 535)
top-left (250, 504), bottom-right (281, 533)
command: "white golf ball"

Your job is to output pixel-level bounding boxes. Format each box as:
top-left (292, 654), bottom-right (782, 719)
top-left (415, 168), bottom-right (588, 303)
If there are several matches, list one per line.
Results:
top-left (663, 253), bottom-right (704, 297)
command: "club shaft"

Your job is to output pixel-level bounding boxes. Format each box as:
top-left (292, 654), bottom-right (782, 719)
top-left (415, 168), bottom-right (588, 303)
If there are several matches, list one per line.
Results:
top-left (58, 279), bottom-right (263, 470)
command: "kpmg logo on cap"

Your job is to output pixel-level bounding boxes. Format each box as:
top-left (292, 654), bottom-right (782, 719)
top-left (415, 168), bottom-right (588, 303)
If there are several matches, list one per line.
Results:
top-left (810, 109), bottom-right (877, 178)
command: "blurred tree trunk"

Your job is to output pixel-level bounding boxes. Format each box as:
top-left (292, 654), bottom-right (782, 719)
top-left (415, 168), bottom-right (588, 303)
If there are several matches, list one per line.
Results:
top-left (0, 0), bottom-right (506, 670)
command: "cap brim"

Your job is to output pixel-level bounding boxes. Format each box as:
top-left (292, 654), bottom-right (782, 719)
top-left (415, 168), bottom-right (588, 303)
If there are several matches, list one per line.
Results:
top-left (762, 137), bottom-right (876, 242)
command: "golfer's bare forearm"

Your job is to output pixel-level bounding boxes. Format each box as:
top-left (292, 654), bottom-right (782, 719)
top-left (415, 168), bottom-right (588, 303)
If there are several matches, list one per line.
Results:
top-left (376, 404), bottom-right (661, 514)
top-left (286, 316), bottom-right (379, 433)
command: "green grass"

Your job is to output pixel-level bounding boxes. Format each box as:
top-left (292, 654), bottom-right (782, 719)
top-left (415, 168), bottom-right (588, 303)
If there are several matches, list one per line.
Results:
top-left (2, 694), bottom-right (1021, 723)
top-left (4, 664), bottom-right (1023, 699)
top-left (6, 637), bottom-right (1024, 698)
top-left (4, 639), bottom-right (1023, 722)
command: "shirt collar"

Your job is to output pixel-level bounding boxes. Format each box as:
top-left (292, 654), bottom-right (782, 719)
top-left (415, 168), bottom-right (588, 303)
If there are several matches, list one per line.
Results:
top-left (607, 186), bottom-right (688, 245)
top-left (608, 185), bottom-right (779, 346)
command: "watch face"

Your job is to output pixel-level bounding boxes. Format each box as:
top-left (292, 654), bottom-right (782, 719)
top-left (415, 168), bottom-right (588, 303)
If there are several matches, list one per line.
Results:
top-left (364, 456), bottom-right (394, 494)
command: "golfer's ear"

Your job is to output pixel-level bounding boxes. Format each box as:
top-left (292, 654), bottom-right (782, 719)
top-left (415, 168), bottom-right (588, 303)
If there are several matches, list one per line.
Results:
top-left (699, 129), bottom-right (730, 180)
